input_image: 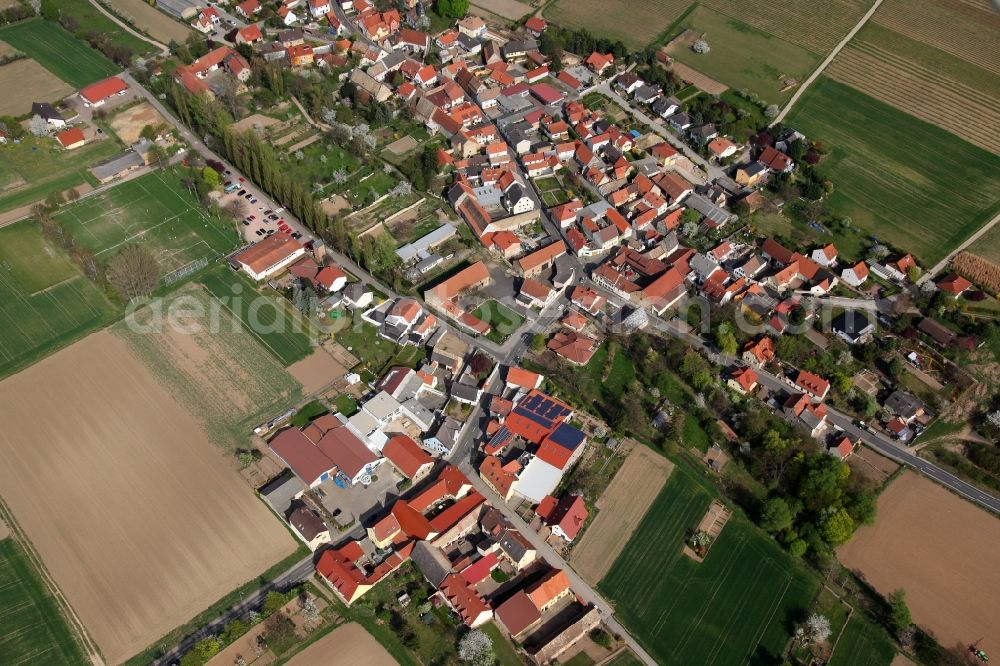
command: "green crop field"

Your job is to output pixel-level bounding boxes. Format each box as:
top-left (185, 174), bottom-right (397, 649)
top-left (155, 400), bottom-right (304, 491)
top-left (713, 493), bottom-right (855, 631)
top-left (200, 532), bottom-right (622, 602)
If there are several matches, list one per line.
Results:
top-left (545, 0), bottom-right (694, 50)
top-left (0, 19), bottom-right (118, 88)
top-left (787, 77), bottom-right (1000, 266)
top-left (0, 137), bottom-right (121, 214)
top-left (0, 537), bottom-right (86, 665)
top-left (0, 221), bottom-right (118, 379)
top-left (668, 6), bottom-right (819, 104)
top-left (200, 265), bottom-right (315, 366)
top-left (828, 615), bottom-right (896, 666)
top-left (598, 467), bottom-right (819, 665)
top-left (56, 170), bottom-right (240, 274)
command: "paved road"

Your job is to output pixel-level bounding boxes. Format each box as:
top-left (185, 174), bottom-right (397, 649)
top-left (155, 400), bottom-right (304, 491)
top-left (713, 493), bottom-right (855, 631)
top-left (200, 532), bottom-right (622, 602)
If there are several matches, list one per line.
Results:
top-left (152, 555), bottom-right (315, 666)
top-left (770, 0), bottom-right (886, 125)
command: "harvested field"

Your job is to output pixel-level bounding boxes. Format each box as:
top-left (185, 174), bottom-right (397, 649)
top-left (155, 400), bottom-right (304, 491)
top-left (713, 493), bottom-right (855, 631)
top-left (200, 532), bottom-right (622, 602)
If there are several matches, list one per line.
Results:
top-left (702, 0), bottom-right (874, 55)
top-left (545, 0), bottom-right (693, 50)
top-left (469, 0), bottom-right (530, 21)
top-left (0, 58), bottom-right (73, 116)
top-left (286, 348), bottom-right (348, 394)
top-left (838, 471), bottom-right (1000, 658)
top-left (285, 623), bottom-right (395, 666)
top-left (667, 61), bottom-right (727, 94)
top-left (108, 101), bottom-right (169, 144)
top-left (0, 331), bottom-right (297, 664)
top-left (570, 446), bottom-right (673, 584)
top-left (106, 0), bottom-right (193, 43)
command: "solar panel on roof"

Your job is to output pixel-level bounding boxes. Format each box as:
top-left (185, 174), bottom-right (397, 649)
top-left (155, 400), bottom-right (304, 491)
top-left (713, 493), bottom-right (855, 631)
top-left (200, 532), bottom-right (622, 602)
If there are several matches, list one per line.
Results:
top-left (548, 423), bottom-right (584, 450)
top-left (489, 426), bottom-right (512, 447)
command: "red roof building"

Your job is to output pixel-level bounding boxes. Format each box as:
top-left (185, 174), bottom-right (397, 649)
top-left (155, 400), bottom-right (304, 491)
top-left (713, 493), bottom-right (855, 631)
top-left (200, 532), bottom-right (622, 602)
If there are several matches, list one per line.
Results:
top-left (936, 273), bottom-right (972, 297)
top-left (526, 568), bottom-right (571, 612)
top-left (543, 495), bottom-right (588, 541)
top-left (79, 76), bottom-right (128, 106)
top-left (495, 590), bottom-right (541, 637)
top-left (382, 434), bottom-right (434, 481)
top-left (54, 127), bottom-right (85, 149)
top-left (547, 330), bottom-right (598, 365)
top-left (794, 369), bottom-right (830, 401)
top-left (438, 574), bottom-right (492, 627)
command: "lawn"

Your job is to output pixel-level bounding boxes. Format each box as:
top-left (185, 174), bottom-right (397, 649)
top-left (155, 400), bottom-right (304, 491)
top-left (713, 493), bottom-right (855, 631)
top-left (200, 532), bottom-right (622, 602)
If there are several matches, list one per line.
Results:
top-left (0, 136), bottom-right (121, 214)
top-left (471, 299), bottom-right (525, 343)
top-left (56, 170), bottom-right (240, 274)
top-left (598, 466), bottom-right (819, 665)
top-left (200, 266), bottom-right (315, 367)
top-left (828, 615), bottom-right (896, 666)
top-left (0, 537), bottom-right (86, 665)
top-left (751, 211), bottom-right (869, 264)
top-left (0, 221), bottom-right (118, 379)
top-left (585, 342), bottom-right (636, 400)
top-left (0, 19), bottom-right (119, 88)
top-left (606, 650), bottom-right (643, 666)
top-left (787, 77), bottom-right (1000, 266)
top-left (668, 5), bottom-right (819, 105)
top-left (335, 320), bottom-right (425, 374)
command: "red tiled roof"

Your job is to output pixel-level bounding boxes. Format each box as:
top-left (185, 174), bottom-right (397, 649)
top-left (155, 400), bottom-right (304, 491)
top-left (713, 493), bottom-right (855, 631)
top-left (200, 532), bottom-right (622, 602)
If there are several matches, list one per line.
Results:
top-left (507, 366), bottom-right (542, 390)
top-left (480, 456), bottom-right (518, 498)
top-left (79, 76), bottom-right (128, 104)
top-left (55, 127), bottom-right (85, 148)
top-left (234, 234), bottom-right (303, 275)
top-left (524, 16), bottom-right (547, 32)
top-left (729, 367), bottom-right (758, 392)
top-left (460, 551), bottom-right (500, 584)
top-left (382, 434), bottom-right (432, 479)
top-left (795, 369), bottom-right (830, 398)
top-left (526, 568), bottom-right (570, 610)
top-left (439, 574), bottom-right (491, 626)
top-left (547, 330), bottom-right (598, 365)
top-left (937, 273), bottom-right (972, 295)
top-left (546, 495), bottom-right (587, 540)
top-left (495, 590), bottom-right (541, 636)
top-left (556, 70), bottom-right (581, 89)
top-left (429, 492), bottom-right (485, 532)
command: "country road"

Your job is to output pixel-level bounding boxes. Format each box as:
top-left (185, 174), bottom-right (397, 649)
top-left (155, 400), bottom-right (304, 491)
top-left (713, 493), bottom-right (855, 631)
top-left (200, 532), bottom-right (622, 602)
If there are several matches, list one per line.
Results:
top-left (86, 0), bottom-right (170, 56)
top-left (919, 208), bottom-right (1000, 283)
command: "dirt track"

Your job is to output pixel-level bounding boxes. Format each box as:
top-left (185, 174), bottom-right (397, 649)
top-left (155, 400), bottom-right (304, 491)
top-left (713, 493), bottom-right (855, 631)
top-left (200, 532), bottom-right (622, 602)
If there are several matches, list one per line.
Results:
top-left (284, 623), bottom-right (395, 666)
top-left (838, 472), bottom-right (1000, 658)
top-left (0, 331), bottom-right (296, 664)
top-left (570, 446), bottom-right (674, 584)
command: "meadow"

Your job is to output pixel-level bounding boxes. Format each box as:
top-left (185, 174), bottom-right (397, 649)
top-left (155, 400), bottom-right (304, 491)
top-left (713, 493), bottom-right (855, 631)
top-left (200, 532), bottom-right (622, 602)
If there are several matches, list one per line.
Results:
top-left (0, 19), bottom-right (118, 88)
top-left (787, 77), bottom-right (1000, 266)
top-left (598, 467), bottom-right (819, 665)
top-left (56, 170), bottom-right (240, 274)
top-left (0, 537), bottom-right (86, 666)
top-left (0, 221), bottom-right (118, 379)
top-left (47, 0), bottom-right (155, 56)
top-left (667, 6), bottom-right (819, 105)
top-left (827, 615), bottom-right (896, 666)
top-left (544, 0), bottom-right (694, 50)
top-left (106, 0), bottom-right (193, 44)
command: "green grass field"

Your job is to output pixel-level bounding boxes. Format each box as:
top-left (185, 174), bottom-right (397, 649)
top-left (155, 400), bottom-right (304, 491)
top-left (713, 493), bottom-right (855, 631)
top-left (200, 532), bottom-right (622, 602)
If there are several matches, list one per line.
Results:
top-left (669, 6), bottom-right (819, 104)
top-left (828, 615), bottom-right (896, 666)
top-left (0, 19), bottom-right (119, 88)
top-left (200, 266), bottom-right (315, 366)
top-left (0, 537), bottom-right (86, 665)
top-left (56, 170), bottom-right (240, 274)
top-left (0, 137), bottom-right (121, 214)
top-left (585, 342), bottom-right (635, 400)
top-left (0, 221), bottom-right (118, 379)
top-left (787, 77), bottom-right (1000, 266)
top-left (598, 467), bottom-right (819, 665)
top-left (47, 0), bottom-right (156, 56)
top-left (471, 299), bottom-right (525, 343)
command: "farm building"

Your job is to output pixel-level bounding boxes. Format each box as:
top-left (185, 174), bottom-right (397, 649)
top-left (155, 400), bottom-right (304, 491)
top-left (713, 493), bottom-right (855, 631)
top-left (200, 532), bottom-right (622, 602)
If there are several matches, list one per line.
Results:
top-left (231, 234), bottom-right (306, 280)
top-left (54, 127), bottom-right (85, 150)
top-left (157, 0), bottom-right (200, 19)
top-left (79, 76), bottom-right (129, 107)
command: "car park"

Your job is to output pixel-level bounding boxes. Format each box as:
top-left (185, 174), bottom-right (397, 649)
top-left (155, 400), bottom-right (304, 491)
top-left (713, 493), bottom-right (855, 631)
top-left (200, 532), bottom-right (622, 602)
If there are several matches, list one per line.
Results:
top-left (237, 189), bottom-right (246, 196)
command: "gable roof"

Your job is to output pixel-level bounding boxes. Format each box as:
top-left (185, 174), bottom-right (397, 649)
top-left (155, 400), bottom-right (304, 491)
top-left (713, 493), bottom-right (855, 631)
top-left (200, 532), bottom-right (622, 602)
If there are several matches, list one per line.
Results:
top-left (382, 434), bottom-right (433, 479)
top-left (495, 590), bottom-right (541, 635)
top-left (80, 76), bottom-right (128, 104)
top-left (545, 495), bottom-right (587, 540)
top-left (526, 568), bottom-right (570, 610)
top-left (55, 127), bottom-right (85, 147)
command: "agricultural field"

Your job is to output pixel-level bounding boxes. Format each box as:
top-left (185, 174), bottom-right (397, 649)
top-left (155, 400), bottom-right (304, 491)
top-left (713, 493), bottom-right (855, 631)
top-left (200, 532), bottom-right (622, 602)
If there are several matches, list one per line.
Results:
top-left (826, 21), bottom-right (1000, 154)
top-left (787, 77), bottom-right (1000, 266)
top-left (838, 472), bottom-right (1000, 660)
top-left (106, 0), bottom-right (193, 44)
top-left (666, 6), bottom-right (819, 105)
top-left (284, 622), bottom-right (395, 666)
top-left (570, 446), bottom-right (674, 584)
top-left (0, 19), bottom-right (118, 88)
top-left (116, 286), bottom-right (303, 449)
top-left (827, 615), bottom-right (897, 666)
top-left (968, 223), bottom-right (1000, 265)
top-left (598, 467), bottom-right (819, 665)
top-left (0, 57), bottom-right (73, 116)
top-left (0, 536), bottom-right (87, 665)
top-left (0, 330), bottom-right (297, 664)
top-left (200, 265), bottom-right (316, 367)
top-left (56, 170), bottom-right (240, 275)
top-left (0, 221), bottom-right (118, 379)
top-left (702, 0), bottom-right (874, 55)
top-left (469, 0), bottom-right (530, 21)
top-left (545, 0), bottom-right (693, 50)
top-left (46, 0), bottom-right (156, 56)
top-left (0, 135), bottom-right (121, 214)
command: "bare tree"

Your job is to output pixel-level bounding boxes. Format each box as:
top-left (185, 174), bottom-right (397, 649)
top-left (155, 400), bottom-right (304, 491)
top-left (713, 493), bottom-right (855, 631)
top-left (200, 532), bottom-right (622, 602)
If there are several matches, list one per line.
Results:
top-left (107, 245), bottom-right (160, 301)
top-left (28, 115), bottom-right (49, 136)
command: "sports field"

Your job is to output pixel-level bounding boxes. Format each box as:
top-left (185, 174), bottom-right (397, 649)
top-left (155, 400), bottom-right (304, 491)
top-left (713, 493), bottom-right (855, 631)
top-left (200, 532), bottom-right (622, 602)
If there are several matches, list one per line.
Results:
top-left (0, 19), bottom-right (118, 88)
top-left (598, 467), bottom-right (818, 665)
top-left (0, 537), bottom-right (86, 665)
top-left (0, 221), bottom-right (118, 379)
top-left (828, 615), bottom-right (896, 666)
top-left (545, 0), bottom-right (693, 50)
top-left (787, 77), bottom-right (1000, 266)
top-left (56, 170), bottom-right (240, 275)
top-left (667, 6), bottom-right (819, 104)
top-left (200, 265), bottom-right (316, 366)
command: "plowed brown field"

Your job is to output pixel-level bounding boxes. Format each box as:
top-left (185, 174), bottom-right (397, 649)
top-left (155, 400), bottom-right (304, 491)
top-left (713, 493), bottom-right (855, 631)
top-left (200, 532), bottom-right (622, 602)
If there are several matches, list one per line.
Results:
top-left (0, 331), bottom-right (296, 664)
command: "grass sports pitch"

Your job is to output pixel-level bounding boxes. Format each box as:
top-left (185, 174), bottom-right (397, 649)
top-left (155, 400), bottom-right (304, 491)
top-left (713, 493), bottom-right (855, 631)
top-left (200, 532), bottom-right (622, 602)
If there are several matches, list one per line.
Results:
top-left (0, 221), bottom-right (117, 379)
top-left (0, 19), bottom-right (118, 88)
top-left (56, 170), bottom-right (240, 275)
top-left (0, 536), bottom-right (86, 665)
top-left (598, 466), bottom-right (818, 665)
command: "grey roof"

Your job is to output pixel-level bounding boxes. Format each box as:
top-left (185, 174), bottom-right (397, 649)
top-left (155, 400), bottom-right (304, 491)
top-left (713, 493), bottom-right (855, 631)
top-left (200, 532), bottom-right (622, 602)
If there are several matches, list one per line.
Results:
top-left (156, 0), bottom-right (198, 18)
top-left (501, 39), bottom-right (538, 57)
top-left (396, 223), bottom-right (457, 262)
top-left (498, 528), bottom-right (532, 562)
top-left (690, 123), bottom-right (717, 139)
top-left (287, 504), bottom-right (327, 541)
top-left (344, 282), bottom-right (371, 302)
top-left (450, 381), bottom-right (481, 403)
top-left (90, 151), bottom-right (145, 181)
top-left (689, 253), bottom-right (720, 280)
top-left (411, 541), bottom-right (453, 587)
top-left (633, 85), bottom-right (660, 101)
top-left (260, 474), bottom-right (305, 515)
top-left (686, 193), bottom-right (736, 227)
top-left (885, 390), bottom-right (924, 419)
top-left (831, 310), bottom-right (874, 340)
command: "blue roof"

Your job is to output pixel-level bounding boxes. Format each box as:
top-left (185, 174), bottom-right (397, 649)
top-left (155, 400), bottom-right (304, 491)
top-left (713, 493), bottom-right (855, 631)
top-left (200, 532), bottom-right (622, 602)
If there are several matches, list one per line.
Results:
top-left (513, 393), bottom-right (572, 431)
top-left (629, 129), bottom-right (641, 138)
top-left (489, 426), bottom-right (513, 447)
top-left (547, 422), bottom-right (585, 451)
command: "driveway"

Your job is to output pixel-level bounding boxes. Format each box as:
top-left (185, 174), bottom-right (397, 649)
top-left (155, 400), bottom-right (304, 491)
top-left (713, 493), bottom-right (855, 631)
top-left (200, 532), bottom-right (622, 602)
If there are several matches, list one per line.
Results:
top-left (317, 466), bottom-right (404, 527)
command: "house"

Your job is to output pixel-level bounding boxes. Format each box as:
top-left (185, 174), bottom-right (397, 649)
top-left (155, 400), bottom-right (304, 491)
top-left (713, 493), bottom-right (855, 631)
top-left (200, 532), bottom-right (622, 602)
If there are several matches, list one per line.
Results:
top-left (287, 44), bottom-right (314, 66)
top-left (884, 390), bottom-right (925, 424)
top-left (278, 5), bottom-right (300, 24)
top-left (308, 0), bottom-right (331, 17)
top-left (457, 15), bottom-right (486, 38)
top-left (31, 102), bottom-right (66, 127)
top-left (438, 574), bottom-right (493, 627)
top-left (584, 51), bottom-right (614, 75)
top-left (192, 6), bottom-right (221, 32)
top-left (526, 568), bottom-right (572, 612)
top-left (269, 415), bottom-right (381, 488)
top-left (343, 282), bottom-right (374, 309)
top-left (79, 76), bottom-right (128, 107)
top-left (547, 330), bottom-right (598, 365)
top-left (688, 123), bottom-right (718, 145)
top-left (734, 161), bottom-right (767, 187)
top-left (316, 540), bottom-right (407, 604)
top-left (496, 590), bottom-right (542, 638)
top-left (918, 317), bottom-right (956, 347)
top-left (236, 23), bottom-right (264, 44)
top-left (536, 494), bottom-right (588, 542)
top-left (395, 27), bottom-right (429, 53)
top-left (811, 244), bottom-right (838, 267)
top-left (886, 417), bottom-right (913, 442)
top-left (707, 137), bottom-right (738, 159)
top-left (727, 367), bottom-right (758, 394)
top-left (759, 146), bottom-right (794, 172)
top-left (524, 16), bottom-right (547, 37)
top-left (831, 310), bottom-right (875, 345)
top-left (54, 127), bottom-right (85, 149)
top-left (382, 434), bottom-right (434, 481)
top-left (287, 504), bottom-right (331, 550)
top-left (793, 369), bottom-right (830, 401)
top-left (651, 96), bottom-right (680, 118)
top-left (518, 278), bottom-right (556, 309)
top-left (235, 0), bottom-right (260, 17)
top-left (828, 436), bottom-right (855, 461)
top-left (556, 70), bottom-right (581, 90)
top-left (231, 234), bottom-right (306, 280)
top-left (480, 455), bottom-right (519, 501)
top-left (516, 241), bottom-right (566, 277)
top-left (497, 527), bottom-right (537, 570)
top-left (784, 393), bottom-right (828, 438)
top-left (840, 261), bottom-right (869, 288)
top-left (936, 273), bottom-right (972, 298)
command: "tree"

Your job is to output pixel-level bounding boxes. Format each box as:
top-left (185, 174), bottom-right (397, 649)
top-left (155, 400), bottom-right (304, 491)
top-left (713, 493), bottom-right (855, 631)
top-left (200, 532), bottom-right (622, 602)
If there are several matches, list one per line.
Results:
top-left (758, 497), bottom-right (793, 533)
top-left (906, 265), bottom-right (921, 283)
top-left (301, 596), bottom-right (321, 623)
top-left (692, 39), bottom-right (710, 54)
top-left (202, 166), bottom-right (220, 189)
top-left (66, 187), bottom-right (80, 202)
top-left (436, 0), bottom-right (469, 17)
top-left (457, 629), bottom-right (494, 666)
top-left (531, 333), bottom-right (546, 352)
top-left (764, 104), bottom-right (779, 119)
top-left (107, 244), bottom-right (160, 301)
top-left (820, 508), bottom-right (854, 545)
top-left (140, 124), bottom-right (158, 141)
top-left (714, 323), bottom-right (737, 356)
top-left (888, 589), bottom-right (912, 635)
top-left (28, 114), bottom-right (49, 136)
top-left (806, 613), bottom-right (832, 644)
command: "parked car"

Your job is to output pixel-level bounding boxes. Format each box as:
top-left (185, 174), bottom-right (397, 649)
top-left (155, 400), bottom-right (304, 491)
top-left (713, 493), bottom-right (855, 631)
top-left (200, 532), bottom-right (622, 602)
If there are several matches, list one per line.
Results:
top-left (249, 198), bottom-right (258, 204)
top-left (291, 232), bottom-right (302, 239)
top-left (242, 220), bottom-right (250, 226)
top-left (237, 189), bottom-right (246, 196)
top-left (244, 194), bottom-right (253, 200)
top-left (246, 215), bottom-right (256, 220)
